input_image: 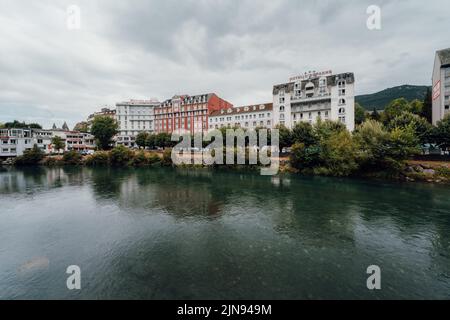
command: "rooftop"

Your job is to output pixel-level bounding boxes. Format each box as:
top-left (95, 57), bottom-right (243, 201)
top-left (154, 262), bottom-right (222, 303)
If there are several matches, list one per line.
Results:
top-left (437, 48), bottom-right (450, 66)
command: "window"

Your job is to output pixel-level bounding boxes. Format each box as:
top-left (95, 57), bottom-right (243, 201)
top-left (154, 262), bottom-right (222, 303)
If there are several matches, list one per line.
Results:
top-left (280, 106), bottom-right (285, 112)
top-left (279, 97), bottom-right (285, 103)
top-left (339, 107), bottom-right (346, 114)
top-left (339, 89), bottom-right (346, 96)
top-left (309, 112), bottom-right (312, 119)
top-left (338, 80), bottom-right (346, 88)
top-left (280, 114), bottom-right (285, 120)
top-left (339, 99), bottom-right (346, 106)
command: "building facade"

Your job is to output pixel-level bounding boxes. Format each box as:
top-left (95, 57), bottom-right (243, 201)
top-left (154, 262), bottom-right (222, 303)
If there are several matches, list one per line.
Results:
top-left (0, 128), bottom-right (33, 158)
top-left (432, 48), bottom-right (450, 125)
top-left (0, 128), bottom-right (95, 158)
top-left (116, 99), bottom-right (160, 147)
top-left (208, 103), bottom-right (273, 130)
top-left (154, 93), bottom-right (233, 134)
top-left (272, 71), bottom-right (355, 131)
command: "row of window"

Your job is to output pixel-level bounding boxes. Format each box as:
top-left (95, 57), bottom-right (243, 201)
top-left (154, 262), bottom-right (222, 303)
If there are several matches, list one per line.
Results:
top-left (1, 148), bottom-right (18, 153)
top-left (213, 113), bottom-right (270, 122)
top-left (210, 120), bottom-right (271, 129)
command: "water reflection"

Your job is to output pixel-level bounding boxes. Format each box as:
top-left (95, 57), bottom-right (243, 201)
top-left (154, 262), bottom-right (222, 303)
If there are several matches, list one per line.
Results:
top-left (1, 166), bottom-right (450, 299)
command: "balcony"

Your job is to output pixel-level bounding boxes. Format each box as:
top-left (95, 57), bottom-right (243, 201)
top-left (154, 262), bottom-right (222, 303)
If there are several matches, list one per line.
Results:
top-left (290, 92), bottom-right (331, 103)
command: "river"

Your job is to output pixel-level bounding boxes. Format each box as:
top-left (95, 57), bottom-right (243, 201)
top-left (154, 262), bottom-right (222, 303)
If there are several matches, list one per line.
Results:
top-left (0, 166), bottom-right (449, 299)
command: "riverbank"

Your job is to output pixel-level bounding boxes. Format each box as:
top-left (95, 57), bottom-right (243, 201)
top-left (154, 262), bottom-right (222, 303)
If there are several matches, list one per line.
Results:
top-left (4, 147), bottom-right (450, 185)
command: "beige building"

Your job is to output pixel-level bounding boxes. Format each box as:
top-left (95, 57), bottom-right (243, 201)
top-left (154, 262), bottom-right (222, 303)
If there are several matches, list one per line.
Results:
top-left (432, 48), bottom-right (450, 125)
top-left (208, 103), bottom-right (273, 130)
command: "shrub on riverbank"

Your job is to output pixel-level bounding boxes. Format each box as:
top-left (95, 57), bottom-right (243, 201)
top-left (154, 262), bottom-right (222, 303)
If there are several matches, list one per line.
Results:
top-left (109, 145), bottom-right (134, 166)
top-left (84, 151), bottom-right (109, 166)
top-left (289, 119), bottom-right (421, 177)
top-left (14, 145), bottom-right (45, 166)
top-left (62, 150), bottom-right (82, 165)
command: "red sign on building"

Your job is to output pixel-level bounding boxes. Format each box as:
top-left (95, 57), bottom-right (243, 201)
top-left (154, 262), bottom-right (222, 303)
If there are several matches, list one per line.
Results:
top-left (432, 80), bottom-right (441, 101)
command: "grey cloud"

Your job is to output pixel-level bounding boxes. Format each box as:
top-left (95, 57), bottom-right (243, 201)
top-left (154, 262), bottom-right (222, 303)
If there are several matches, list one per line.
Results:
top-left (0, 0), bottom-right (449, 128)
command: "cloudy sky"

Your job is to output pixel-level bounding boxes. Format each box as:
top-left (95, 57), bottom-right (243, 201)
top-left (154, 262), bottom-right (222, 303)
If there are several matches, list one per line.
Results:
top-left (0, 0), bottom-right (448, 129)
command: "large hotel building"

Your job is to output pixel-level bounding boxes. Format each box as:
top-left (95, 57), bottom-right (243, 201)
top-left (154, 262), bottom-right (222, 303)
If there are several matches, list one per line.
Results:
top-left (272, 71), bottom-right (355, 131)
top-left (432, 48), bottom-right (450, 125)
top-left (154, 93), bottom-right (233, 134)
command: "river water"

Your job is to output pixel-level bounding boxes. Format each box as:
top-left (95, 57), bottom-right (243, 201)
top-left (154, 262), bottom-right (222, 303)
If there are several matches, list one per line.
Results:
top-left (0, 166), bottom-right (449, 299)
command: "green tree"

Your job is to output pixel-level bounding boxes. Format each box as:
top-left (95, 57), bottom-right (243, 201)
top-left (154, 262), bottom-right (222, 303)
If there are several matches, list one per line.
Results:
top-left (90, 116), bottom-right (118, 150)
top-left (155, 132), bottom-right (173, 148)
top-left (145, 134), bottom-right (156, 149)
top-left (317, 130), bottom-right (358, 176)
top-left (62, 150), bottom-right (82, 165)
top-left (382, 98), bottom-right (410, 124)
top-left (433, 114), bottom-right (450, 150)
top-left (291, 122), bottom-right (317, 146)
top-left (370, 108), bottom-right (381, 121)
top-left (354, 119), bottom-right (419, 171)
top-left (4, 120), bottom-right (42, 129)
top-left (354, 103), bottom-right (367, 125)
top-left (109, 145), bottom-right (134, 166)
top-left (388, 112), bottom-right (433, 145)
top-left (420, 87), bottom-right (432, 123)
top-left (51, 136), bottom-right (65, 154)
top-left (135, 132), bottom-right (149, 149)
top-left (73, 122), bottom-right (89, 133)
top-left (275, 124), bottom-right (293, 149)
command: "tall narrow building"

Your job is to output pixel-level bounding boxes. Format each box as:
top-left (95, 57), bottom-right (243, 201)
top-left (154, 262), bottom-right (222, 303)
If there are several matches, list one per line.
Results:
top-left (432, 48), bottom-right (450, 125)
top-left (116, 99), bottom-right (160, 147)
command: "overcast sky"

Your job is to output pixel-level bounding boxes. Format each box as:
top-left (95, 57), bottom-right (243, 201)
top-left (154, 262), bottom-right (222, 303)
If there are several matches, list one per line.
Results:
top-left (0, 0), bottom-right (449, 129)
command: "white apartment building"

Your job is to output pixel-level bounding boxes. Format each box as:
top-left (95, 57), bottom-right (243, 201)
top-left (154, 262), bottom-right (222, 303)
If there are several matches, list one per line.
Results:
top-left (116, 99), bottom-right (160, 147)
top-left (272, 71), bottom-right (355, 131)
top-left (208, 103), bottom-right (273, 130)
top-left (53, 131), bottom-right (95, 152)
top-left (0, 128), bottom-right (96, 158)
top-left (432, 48), bottom-right (450, 125)
top-left (0, 128), bottom-right (33, 158)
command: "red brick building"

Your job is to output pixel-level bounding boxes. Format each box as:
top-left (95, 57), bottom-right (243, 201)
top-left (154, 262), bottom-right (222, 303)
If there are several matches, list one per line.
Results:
top-left (154, 93), bottom-right (233, 134)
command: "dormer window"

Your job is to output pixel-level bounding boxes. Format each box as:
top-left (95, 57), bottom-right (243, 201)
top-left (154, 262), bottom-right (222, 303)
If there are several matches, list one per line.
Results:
top-left (305, 82), bottom-right (315, 97)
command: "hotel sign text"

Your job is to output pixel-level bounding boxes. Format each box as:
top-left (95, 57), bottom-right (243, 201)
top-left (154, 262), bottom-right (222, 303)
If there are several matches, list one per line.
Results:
top-left (289, 70), bottom-right (332, 82)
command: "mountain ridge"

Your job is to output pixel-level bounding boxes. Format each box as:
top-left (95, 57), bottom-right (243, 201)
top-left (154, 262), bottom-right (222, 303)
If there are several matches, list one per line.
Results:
top-left (355, 84), bottom-right (430, 110)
